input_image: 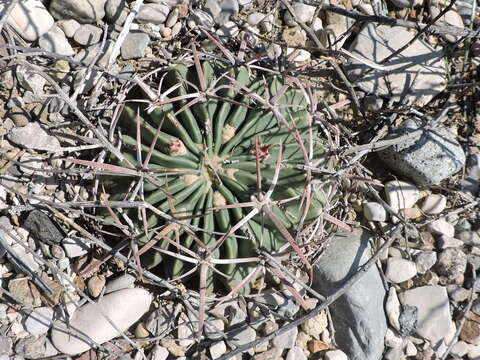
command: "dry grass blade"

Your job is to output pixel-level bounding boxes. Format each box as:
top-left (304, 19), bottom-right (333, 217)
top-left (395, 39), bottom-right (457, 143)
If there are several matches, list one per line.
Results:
top-left (64, 158), bottom-right (139, 175)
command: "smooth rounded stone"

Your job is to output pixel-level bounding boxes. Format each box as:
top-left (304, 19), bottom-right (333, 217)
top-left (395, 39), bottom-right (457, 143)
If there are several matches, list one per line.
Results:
top-left (204, 0), bottom-right (239, 25)
top-left (121, 31), bottom-right (150, 60)
top-left (24, 307), bottom-right (54, 335)
top-left (73, 24), bottom-right (103, 46)
top-left (389, 0), bottom-right (422, 8)
top-left (420, 194), bottom-right (447, 215)
top-left (427, 219), bottom-right (455, 237)
top-left (1, 0), bottom-right (54, 41)
top-left (273, 326), bottom-right (298, 349)
top-left (105, 0), bottom-right (126, 23)
top-left (57, 19), bottom-right (81, 38)
top-left (347, 24), bottom-right (446, 106)
top-left (400, 285), bottom-right (455, 347)
top-left (62, 236), bottom-right (90, 258)
top-left (468, 343), bottom-right (480, 358)
top-left (137, 4), bottom-right (170, 24)
top-left (51, 288), bottom-right (152, 355)
top-left (437, 235), bottom-right (463, 249)
top-left (209, 341), bottom-right (226, 359)
top-left (230, 326), bottom-right (256, 347)
top-left (38, 26), bottom-right (75, 56)
top-left (284, 3), bottom-right (316, 26)
top-left (23, 210), bottom-right (64, 244)
top-left (429, 6), bottom-right (464, 42)
top-left (301, 311), bottom-right (328, 339)
top-left (436, 248), bottom-right (467, 279)
top-left (457, 231), bottom-right (480, 246)
top-left (165, 7), bottom-right (179, 27)
top-left (414, 251), bottom-right (437, 274)
top-left (385, 328), bottom-right (403, 348)
top-left (363, 202), bottom-right (387, 221)
top-left (378, 119), bottom-right (465, 185)
top-left (451, 340), bottom-right (469, 357)
top-left (385, 258), bottom-right (418, 283)
top-left (324, 349), bottom-right (348, 360)
top-left (87, 275), bottom-right (105, 298)
top-left (247, 12), bottom-right (267, 26)
top-left (385, 287), bottom-right (401, 331)
top-left (49, 0), bottom-right (106, 23)
top-left (286, 346), bottom-right (307, 360)
top-left (447, 285), bottom-right (470, 302)
top-left (384, 180), bottom-right (419, 212)
top-left (313, 229), bottom-right (387, 359)
top-left (105, 273), bottom-right (136, 294)
top-left (363, 94), bottom-right (383, 111)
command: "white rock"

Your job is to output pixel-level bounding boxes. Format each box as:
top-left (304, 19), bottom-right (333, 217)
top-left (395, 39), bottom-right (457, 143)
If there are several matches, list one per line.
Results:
top-left (51, 288), bottom-right (152, 355)
top-left (400, 285), bottom-right (456, 346)
top-left (427, 218), bottom-right (455, 237)
top-left (405, 339), bottom-right (417, 356)
top-left (324, 349), bottom-right (348, 360)
top-left (0, 185), bottom-right (7, 210)
top-left (429, 6), bottom-right (464, 42)
top-left (451, 340), bottom-right (469, 357)
top-left (57, 19), bottom-right (81, 38)
top-left (137, 4), bottom-right (170, 24)
top-left (286, 346), bottom-right (307, 360)
top-left (273, 326), bottom-right (297, 349)
top-left (209, 341), bottom-right (227, 359)
top-left (385, 258), bottom-right (417, 283)
top-left (414, 251), bottom-right (437, 273)
top-left (149, 345), bottom-right (169, 360)
top-left (284, 2), bottom-right (316, 25)
top-left (10, 243), bottom-right (40, 273)
top-left (420, 194), bottom-right (447, 215)
top-left (105, 274), bottom-right (136, 294)
top-left (437, 235), bottom-right (463, 249)
top-left (62, 236), bottom-right (90, 258)
top-left (468, 343), bottom-right (480, 358)
top-left (8, 122), bottom-right (61, 152)
top-left (177, 313), bottom-right (194, 347)
top-left (24, 307), bottom-right (54, 335)
top-left (286, 48), bottom-right (311, 62)
top-left (1, 0), bottom-right (54, 41)
top-left (384, 180), bottom-right (420, 211)
top-left (363, 202), bottom-right (388, 221)
top-left (384, 347), bottom-right (405, 360)
top-left (39, 26), bottom-right (75, 56)
top-left (301, 311), bottom-right (328, 339)
top-left (385, 328), bottom-right (403, 348)
top-left (247, 12), bottom-right (266, 26)
top-left (385, 287), bottom-right (401, 331)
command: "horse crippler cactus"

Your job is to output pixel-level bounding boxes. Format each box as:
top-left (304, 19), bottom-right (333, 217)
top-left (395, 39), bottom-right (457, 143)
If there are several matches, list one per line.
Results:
top-left (102, 61), bottom-right (331, 293)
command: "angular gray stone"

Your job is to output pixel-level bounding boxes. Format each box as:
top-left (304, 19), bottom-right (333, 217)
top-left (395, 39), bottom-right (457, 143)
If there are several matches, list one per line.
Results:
top-left (105, 273), bottom-right (136, 293)
top-left (49, 0), bottom-right (106, 23)
top-left (8, 123), bottom-right (61, 152)
top-left (348, 24), bottom-right (446, 106)
top-left (23, 210), bottom-right (64, 244)
top-left (105, 0), bottom-right (127, 23)
top-left (136, 4), bottom-right (170, 24)
top-left (378, 119), bottom-right (466, 185)
top-left (205, 0), bottom-right (239, 25)
top-left (38, 26), bottom-right (75, 56)
top-left (24, 307), bottom-right (54, 335)
top-left (312, 229), bottom-right (387, 360)
top-left (73, 24), bottom-right (103, 46)
top-left (121, 31), bottom-right (150, 60)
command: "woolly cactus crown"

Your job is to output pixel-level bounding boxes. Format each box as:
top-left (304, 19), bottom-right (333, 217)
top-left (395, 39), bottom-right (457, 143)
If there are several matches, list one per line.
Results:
top-left (104, 60), bottom-right (330, 293)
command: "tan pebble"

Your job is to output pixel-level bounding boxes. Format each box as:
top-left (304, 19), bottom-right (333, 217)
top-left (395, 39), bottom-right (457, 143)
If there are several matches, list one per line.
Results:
top-left (87, 275), bottom-right (105, 298)
top-left (400, 207), bottom-right (422, 219)
top-left (307, 339), bottom-right (330, 353)
top-left (135, 322), bottom-right (150, 338)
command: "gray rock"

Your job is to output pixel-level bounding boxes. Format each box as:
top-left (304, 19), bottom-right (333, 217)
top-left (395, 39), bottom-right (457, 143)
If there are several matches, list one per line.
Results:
top-left (205, 0), bottom-right (239, 25)
top-left (457, 231), bottom-right (480, 246)
top-left (436, 248), bottom-right (467, 279)
top-left (24, 307), bottom-right (54, 335)
top-left (348, 24), bottom-right (446, 106)
top-left (137, 4), bottom-right (170, 24)
top-left (15, 335), bottom-right (46, 359)
top-left (145, 305), bottom-right (174, 337)
top-left (73, 24), bottom-right (103, 46)
top-left (389, 0), bottom-right (423, 8)
top-left (62, 236), bottom-right (90, 258)
top-left (121, 31), bottom-right (150, 60)
top-left (0, 336), bottom-right (12, 355)
top-left (74, 40), bottom-right (115, 67)
top-left (400, 286), bottom-right (455, 347)
top-left (105, 0), bottom-right (127, 23)
top-left (23, 210), bottom-right (64, 244)
top-left (414, 251), bottom-right (437, 274)
top-left (273, 326), bottom-right (298, 349)
top-left (165, 7), bottom-right (179, 27)
top-left (49, 0), bottom-right (106, 23)
top-left (230, 326), bottom-right (256, 347)
top-left (286, 347), bottom-right (307, 360)
top-left (378, 119), bottom-right (466, 185)
top-left (284, 3), bottom-right (316, 26)
top-left (363, 202), bottom-right (387, 222)
top-left (8, 123), bottom-right (61, 152)
top-left (9, 243), bottom-right (40, 273)
top-left (385, 258), bottom-right (417, 283)
top-left (38, 26), bottom-right (74, 56)
top-left (312, 229), bottom-right (387, 360)
top-left (105, 273), bottom-right (136, 293)
top-left (57, 19), bottom-right (81, 38)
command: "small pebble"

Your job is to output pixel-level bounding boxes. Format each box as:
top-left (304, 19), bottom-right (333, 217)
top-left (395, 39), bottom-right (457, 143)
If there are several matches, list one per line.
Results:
top-left (385, 258), bottom-right (418, 283)
top-left (384, 180), bottom-right (420, 211)
top-left (420, 194), bottom-right (447, 214)
top-left (427, 218), bottom-right (455, 237)
top-left (134, 322), bottom-right (149, 338)
top-left (324, 349), bottom-right (348, 360)
top-left (438, 235), bottom-right (463, 249)
top-left (385, 287), bottom-right (401, 331)
top-left (414, 251), bottom-right (437, 274)
top-left (363, 202), bottom-right (387, 222)
top-left (273, 326), bottom-right (297, 349)
top-left (87, 275), bottom-right (105, 298)
top-left (210, 341), bottom-right (227, 359)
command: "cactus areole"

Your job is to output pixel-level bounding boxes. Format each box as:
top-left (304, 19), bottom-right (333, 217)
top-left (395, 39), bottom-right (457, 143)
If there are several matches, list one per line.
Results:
top-left (105, 61), bottom-right (329, 293)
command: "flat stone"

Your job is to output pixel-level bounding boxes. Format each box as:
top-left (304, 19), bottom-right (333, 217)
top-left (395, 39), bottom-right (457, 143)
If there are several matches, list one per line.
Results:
top-left (447, 285), bottom-right (470, 302)
top-left (0, 336), bottom-right (12, 355)
top-left (385, 258), bottom-right (417, 283)
top-left (51, 288), bottom-right (152, 355)
top-left (420, 194), bottom-right (447, 215)
top-left (384, 180), bottom-right (419, 212)
top-left (378, 119), bottom-right (465, 185)
top-left (363, 202), bottom-right (388, 221)
top-left (38, 26), bottom-right (74, 56)
top-left (414, 251), bottom-right (437, 274)
top-left (23, 210), bottom-right (64, 244)
top-left (24, 307), bottom-right (54, 335)
top-left (137, 4), bottom-right (170, 24)
top-left (209, 341), bottom-right (227, 359)
top-left (385, 287), bottom-right (401, 331)
top-left (105, 273), bottom-right (136, 294)
top-left (121, 31), bottom-right (150, 60)
top-left (62, 236), bottom-right (90, 258)
top-left (230, 326), bottom-right (256, 347)
top-left (2, 0), bottom-right (54, 41)
top-left (105, 0), bottom-right (127, 23)
top-left (312, 229), bottom-right (387, 360)
top-left (436, 248), bottom-right (467, 279)
top-left (149, 345), bottom-right (169, 360)
top-left (49, 0), bottom-right (106, 23)
top-left (438, 235), bottom-right (463, 249)
top-left (73, 24), bottom-right (103, 46)
top-left (451, 340), bottom-right (469, 357)
top-left (9, 243), bottom-right (40, 273)
top-left (286, 346), bottom-right (307, 360)
top-left (273, 326), bottom-right (298, 349)
top-left (74, 40), bottom-right (115, 67)
top-left (427, 219), bottom-right (455, 237)
top-left (57, 19), bottom-right (81, 38)
top-left (324, 349), bottom-right (348, 360)
top-left (348, 24), bottom-right (446, 106)
top-left (400, 285), bottom-right (456, 347)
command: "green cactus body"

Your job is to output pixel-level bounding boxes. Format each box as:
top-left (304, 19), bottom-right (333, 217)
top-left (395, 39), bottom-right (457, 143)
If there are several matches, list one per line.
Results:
top-left (105, 61), bottom-right (329, 293)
